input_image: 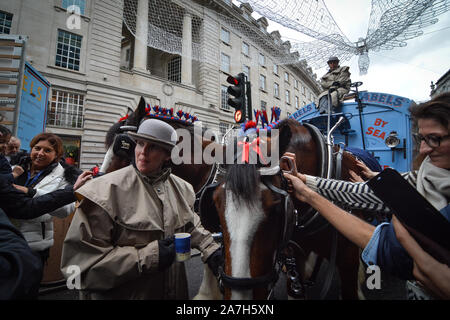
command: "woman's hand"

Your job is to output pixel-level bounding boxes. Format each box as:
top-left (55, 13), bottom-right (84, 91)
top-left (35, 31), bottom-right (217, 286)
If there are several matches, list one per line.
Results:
top-left (283, 172), bottom-right (313, 203)
top-left (355, 159), bottom-right (377, 180)
top-left (12, 166), bottom-right (24, 179)
top-left (348, 169), bottom-right (364, 183)
top-left (13, 184), bottom-right (28, 193)
top-left (74, 171), bottom-right (93, 191)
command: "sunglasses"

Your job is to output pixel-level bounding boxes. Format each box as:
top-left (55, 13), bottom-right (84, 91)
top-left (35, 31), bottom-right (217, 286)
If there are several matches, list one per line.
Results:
top-left (412, 133), bottom-right (450, 148)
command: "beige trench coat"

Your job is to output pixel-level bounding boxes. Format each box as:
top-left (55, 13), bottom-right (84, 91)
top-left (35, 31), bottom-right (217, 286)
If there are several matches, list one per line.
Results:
top-left (61, 165), bottom-right (219, 299)
top-left (317, 65), bottom-right (351, 108)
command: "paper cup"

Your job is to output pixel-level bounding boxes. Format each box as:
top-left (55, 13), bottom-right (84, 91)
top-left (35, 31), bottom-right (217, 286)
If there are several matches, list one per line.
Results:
top-left (174, 233), bottom-right (191, 262)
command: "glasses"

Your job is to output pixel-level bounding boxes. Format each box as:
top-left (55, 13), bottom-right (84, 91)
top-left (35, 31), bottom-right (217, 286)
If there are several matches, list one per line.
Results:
top-left (413, 133), bottom-right (450, 148)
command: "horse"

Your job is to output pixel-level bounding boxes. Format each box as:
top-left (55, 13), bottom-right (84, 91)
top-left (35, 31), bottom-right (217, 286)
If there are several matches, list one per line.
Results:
top-left (102, 96), bottom-right (220, 200)
top-left (199, 118), bottom-right (369, 300)
top-left (100, 97), bottom-right (225, 299)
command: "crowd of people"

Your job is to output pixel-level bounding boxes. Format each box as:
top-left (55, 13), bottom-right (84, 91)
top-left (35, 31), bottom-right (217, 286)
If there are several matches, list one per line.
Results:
top-left (0, 90), bottom-right (449, 300)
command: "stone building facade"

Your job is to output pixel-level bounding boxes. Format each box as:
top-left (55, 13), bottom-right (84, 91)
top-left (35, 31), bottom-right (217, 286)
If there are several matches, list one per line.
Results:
top-left (0, 0), bottom-right (321, 170)
top-left (430, 68), bottom-right (450, 98)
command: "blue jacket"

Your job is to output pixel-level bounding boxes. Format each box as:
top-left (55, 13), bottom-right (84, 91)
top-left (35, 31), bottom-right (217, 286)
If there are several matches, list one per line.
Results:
top-left (362, 204), bottom-right (450, 280)
top-left (0, 208), bottom-right (43, 299)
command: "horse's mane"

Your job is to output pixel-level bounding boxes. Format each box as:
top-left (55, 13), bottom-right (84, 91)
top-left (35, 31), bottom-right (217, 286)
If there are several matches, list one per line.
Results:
top-left (224, 138), bottom-right (260, 207)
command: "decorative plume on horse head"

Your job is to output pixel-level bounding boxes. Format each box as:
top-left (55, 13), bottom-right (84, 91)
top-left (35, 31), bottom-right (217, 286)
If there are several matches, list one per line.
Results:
top-left (146, 104), bottom-right (199, 125)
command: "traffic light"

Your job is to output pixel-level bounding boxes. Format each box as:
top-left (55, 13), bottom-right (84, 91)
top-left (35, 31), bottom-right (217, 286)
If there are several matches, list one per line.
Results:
top-left (226, 73), bottom-right (246, 123)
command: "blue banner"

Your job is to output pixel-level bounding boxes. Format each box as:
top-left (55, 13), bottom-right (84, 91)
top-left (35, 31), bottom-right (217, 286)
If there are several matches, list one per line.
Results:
top-left (17, 62), bottom-right (50, 151)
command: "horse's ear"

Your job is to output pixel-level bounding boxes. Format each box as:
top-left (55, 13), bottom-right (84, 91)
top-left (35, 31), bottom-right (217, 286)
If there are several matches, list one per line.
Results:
top-left (126, 96), bottom-right (148, 126)
top-left (277, 119), bottom-right (293, 156)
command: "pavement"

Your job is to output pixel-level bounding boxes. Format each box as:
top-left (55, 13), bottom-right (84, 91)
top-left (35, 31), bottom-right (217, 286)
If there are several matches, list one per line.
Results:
top-left (38, 251), bottom-right (406, 300)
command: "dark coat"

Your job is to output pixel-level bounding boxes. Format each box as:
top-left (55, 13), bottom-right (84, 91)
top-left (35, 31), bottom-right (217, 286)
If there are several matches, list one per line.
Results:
top-left (0, 208), bottom-right (43, 299)
top-left (0, 178), bottom-right (77, 220)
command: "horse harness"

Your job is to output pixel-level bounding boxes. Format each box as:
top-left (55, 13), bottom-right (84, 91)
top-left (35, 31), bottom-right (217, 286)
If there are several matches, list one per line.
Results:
top-left (283, 123), bottom-right (344, 299)
top-left (199, 165), bottom-right (295, 299)
top-left (198, 123), bottom-right (345, 299)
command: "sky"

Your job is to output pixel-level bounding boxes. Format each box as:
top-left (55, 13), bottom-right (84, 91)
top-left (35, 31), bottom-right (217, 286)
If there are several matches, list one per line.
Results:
top-left (246, 0), bottom-right (450, 103)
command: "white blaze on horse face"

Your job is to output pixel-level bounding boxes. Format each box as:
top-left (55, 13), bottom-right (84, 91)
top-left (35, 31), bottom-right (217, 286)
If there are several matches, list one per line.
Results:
top-left (224, 188), bottom-right (265, 300)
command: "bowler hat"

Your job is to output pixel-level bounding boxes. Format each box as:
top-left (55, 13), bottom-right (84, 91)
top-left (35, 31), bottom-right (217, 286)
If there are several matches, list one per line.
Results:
top-left (327, 56), bottom-right (339, 63)
top-left (128, 118), bottom-right (177, 150)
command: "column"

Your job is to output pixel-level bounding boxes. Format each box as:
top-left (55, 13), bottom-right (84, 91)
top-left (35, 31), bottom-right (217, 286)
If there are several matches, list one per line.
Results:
top-left (181, 12), bottom-right (193, 85)
top-left (133, 0), bottom-right (148, 72)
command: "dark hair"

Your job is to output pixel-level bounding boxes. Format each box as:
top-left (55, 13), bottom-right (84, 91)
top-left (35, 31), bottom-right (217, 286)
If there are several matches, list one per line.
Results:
top-left (409, 92), bottom-right (450, 129)
top-left (30, 133), bottom-right (64, 162)
top-left (0, 124), bottom-right (11, 137)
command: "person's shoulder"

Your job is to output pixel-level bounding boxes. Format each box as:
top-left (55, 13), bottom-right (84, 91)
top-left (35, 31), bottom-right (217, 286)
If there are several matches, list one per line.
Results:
top-left (168, 174), bottom-right (195, 193)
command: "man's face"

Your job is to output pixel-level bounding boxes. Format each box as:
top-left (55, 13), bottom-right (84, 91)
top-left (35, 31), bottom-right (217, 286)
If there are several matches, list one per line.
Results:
top-left (134, 139), bottom-right (171, 175)
top-left (0, 133), bottom-right (11, 155)
top-left (328, 60), bottom-right (339, 71)
top-left (6, 138), bottom-right (20, 155)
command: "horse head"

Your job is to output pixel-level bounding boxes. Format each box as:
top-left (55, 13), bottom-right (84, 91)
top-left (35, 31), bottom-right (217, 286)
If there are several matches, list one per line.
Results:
top-left (201, 119), bottom-right (370, 300)
top-left (200, 123), bottom-right (302, 299)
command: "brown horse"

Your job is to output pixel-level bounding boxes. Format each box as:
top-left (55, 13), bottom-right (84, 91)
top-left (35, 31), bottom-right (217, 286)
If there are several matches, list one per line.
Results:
top-left (200, 119), bottom-right (366, 300)
top-left (102, 97), bottom-right (219, 199)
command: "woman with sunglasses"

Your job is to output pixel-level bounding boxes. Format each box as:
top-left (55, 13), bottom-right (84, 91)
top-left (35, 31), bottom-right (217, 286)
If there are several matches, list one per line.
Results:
top-left (282, 92), bottom-right (450, 299)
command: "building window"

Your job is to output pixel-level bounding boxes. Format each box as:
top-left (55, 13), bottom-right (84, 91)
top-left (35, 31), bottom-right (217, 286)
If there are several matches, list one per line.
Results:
top-left (219, 121), bottom-right (229, 140)
top-left (62, 0), bottom-right (86, 15)
top-left (261, 100), bottom-right (267, 111)
top-left (302, 85), bottom-right (306, 96)
top-left (286, 90), bottom-right (290, 104)
top-left (294, 79), bottom-right (299, 89)
top-left (259, 74), bottom-right (266, 91)
top-left (167, 56), bottom-right (181, 83)
top-left (221, 28), bottom-right (230, 44)
top-left (221, 53), bottom-right (230, 73)
top-left (221, 85), bottom-right (230, 111)
top-left (47, 89), bottom-right (84, 128)
top-left (284, 72), bottom-right (289, 83)
top-left (295, 96), bottom-right (299, 109)
top-left (242, 41), bottom-right (249, 56)
top-left (56, 30), bottom-right (82, 71)
top-left (274, 82), bottom-right (279, 98)
top-left (273, 64), bottom-right (278, 75)
top-left (259, 53), bottom-right (265, 66)
top-left (243, 65), bottom-right (250, 79)
top-left (0, 11), bottom-right (13, 34)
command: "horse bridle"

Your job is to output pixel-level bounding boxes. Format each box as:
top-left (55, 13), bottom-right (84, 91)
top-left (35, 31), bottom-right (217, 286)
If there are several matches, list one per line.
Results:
top-left (199, 165), bottom-right (295, 299)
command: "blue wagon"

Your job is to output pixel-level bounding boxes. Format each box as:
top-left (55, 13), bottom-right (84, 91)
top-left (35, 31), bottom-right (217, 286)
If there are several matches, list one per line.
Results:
top-left (290, 90), bottom-right (414, 172)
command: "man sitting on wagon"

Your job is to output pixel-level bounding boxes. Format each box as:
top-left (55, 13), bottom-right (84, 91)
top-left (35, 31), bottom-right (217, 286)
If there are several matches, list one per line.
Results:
top-left (317, 56), bottom-right (351, 114)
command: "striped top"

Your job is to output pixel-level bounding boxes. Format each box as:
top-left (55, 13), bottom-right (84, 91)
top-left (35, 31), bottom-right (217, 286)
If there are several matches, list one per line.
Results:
top-left (305, 171), bottom-right (419, 213)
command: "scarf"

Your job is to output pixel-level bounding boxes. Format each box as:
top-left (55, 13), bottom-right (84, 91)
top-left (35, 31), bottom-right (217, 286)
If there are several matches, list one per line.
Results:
top-left (416, 156), bottom-right (450, 211)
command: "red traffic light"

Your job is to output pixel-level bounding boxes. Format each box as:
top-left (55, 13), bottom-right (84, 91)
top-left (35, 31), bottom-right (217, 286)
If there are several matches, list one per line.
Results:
top-left (234, 110), bottom-right (243, 123)
top-left (226, 75), bottom-right (240, 86)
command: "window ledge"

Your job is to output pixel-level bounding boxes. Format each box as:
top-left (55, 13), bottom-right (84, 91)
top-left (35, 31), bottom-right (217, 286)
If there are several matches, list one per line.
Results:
top-left (47, 65), bottom-right (86, 76)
